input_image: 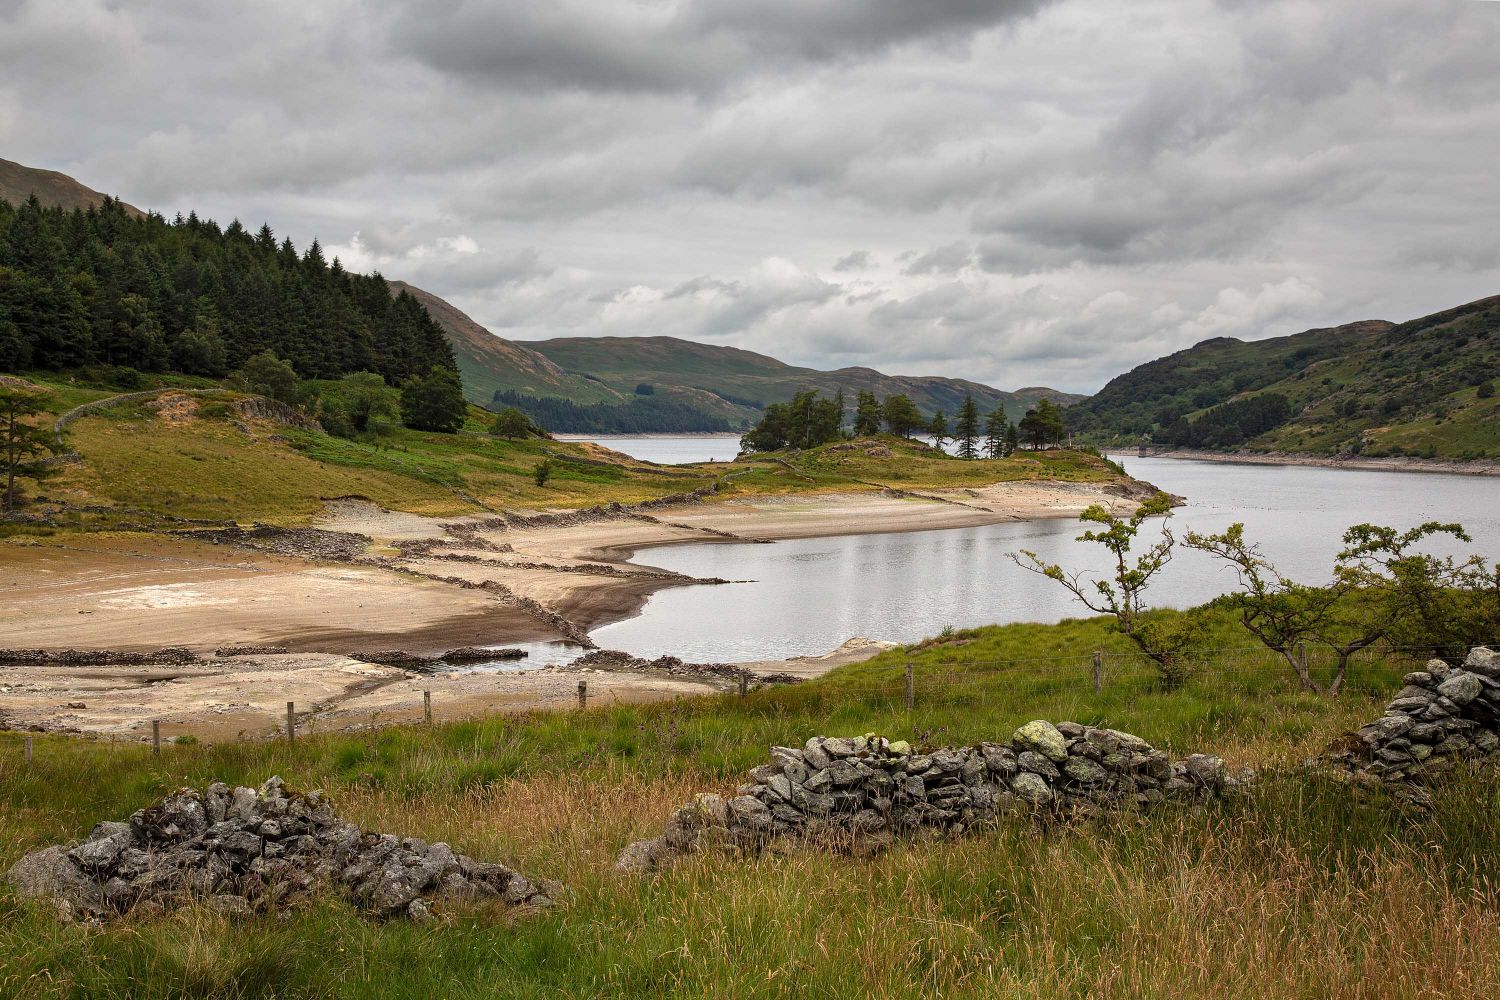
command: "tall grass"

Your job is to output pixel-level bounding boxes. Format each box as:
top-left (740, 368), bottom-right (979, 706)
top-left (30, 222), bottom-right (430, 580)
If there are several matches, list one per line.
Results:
top-left (2, 614), bottom-right (1496, 998)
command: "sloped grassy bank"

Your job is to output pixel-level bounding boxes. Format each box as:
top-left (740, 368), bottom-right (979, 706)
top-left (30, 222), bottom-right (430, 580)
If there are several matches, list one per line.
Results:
top-left (5, 609), bottom-right (1500, 997)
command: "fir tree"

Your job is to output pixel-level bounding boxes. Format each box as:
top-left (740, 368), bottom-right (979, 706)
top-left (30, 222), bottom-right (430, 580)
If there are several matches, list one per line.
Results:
top-left (955, 395), bottom-right (980, 459)
top-left (1, 386), bottom-right (59, 510)
top-left (853, 390), bottom-right (883, 436)
top-left (984, 407), bottom-right (1008, 458)
top-left (881, 394), bottom-right (922, 437)
top-left (928, 409), bottom-right (950, 452)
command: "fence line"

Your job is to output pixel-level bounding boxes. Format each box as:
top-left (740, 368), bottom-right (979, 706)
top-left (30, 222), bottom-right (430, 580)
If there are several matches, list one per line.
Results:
top-left (6, 639), bottom-right (1496, 766)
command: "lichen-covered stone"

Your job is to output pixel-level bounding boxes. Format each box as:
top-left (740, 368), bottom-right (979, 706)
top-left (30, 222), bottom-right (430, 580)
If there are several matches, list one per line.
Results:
top-left (1013, 720), bottom-right (1069, 762)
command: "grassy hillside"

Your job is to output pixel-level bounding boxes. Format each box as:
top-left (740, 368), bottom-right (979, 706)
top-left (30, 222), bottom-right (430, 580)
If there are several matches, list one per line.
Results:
top-left (7, 373), bottom-right (1122, 527)
top-left (524, 334), bottom-right (1083, 425)
top-left (390, 281), bottom-right (620, 408)
top-left (1069, 295), bottom-right (1500, 460)
top-left (0, 157), bottom-right (141, 215)
top-left (4, 605), bottom-right (1496, 997)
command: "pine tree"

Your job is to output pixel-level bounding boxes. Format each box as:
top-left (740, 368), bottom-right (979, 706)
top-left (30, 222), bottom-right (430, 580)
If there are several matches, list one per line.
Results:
top-left (928, 409), bottom-right (950, 452)
top-left (1, 386), bottom-right (59, 510)
top-left (853, 390), bottom-right (883, 436)
top-left (1004, 422), bottom-right (1020, 456)
top-left (984, 408), bottom-right (1008, 458)
top-left (955, 395), bottom-right (980, 459)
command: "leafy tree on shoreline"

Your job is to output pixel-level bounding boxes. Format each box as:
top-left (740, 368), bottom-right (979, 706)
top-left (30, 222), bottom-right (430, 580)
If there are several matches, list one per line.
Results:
top-left (489, 406), bottom-right (534, 439)
top-left (1013, 493), bottom-right (1202, 686)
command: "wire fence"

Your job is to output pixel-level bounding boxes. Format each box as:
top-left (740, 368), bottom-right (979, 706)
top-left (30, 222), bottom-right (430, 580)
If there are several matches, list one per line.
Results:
top-left (5, 640), bottom-right (1495, 765)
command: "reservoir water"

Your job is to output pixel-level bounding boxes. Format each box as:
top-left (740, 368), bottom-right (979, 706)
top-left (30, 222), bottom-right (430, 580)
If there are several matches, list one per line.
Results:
top-left (580, 447), bottom-right (1500, 663)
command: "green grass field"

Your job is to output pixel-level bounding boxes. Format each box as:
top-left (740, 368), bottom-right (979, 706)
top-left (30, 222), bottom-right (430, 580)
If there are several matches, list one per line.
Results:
top-left (4, 607), bottom-right (1498, 998)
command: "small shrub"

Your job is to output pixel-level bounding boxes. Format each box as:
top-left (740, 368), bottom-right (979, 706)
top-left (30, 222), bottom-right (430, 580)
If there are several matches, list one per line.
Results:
top-left (534, 459), bottom-right (554, 487)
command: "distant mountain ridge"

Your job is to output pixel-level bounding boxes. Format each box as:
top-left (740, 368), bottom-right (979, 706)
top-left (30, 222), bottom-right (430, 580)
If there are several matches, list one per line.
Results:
top-left (520, 334), bottom-right (1081, 425)
top-left (1068, 296), bottom-right (1500, 461)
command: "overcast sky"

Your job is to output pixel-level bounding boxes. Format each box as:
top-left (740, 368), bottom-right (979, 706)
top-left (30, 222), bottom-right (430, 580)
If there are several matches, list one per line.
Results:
top-left (4, 0), bottom-right (1499, 393)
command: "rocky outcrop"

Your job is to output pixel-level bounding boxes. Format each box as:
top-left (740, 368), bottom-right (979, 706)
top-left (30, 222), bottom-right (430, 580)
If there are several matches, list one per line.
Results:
top-left (616, 722), bottom-right (1243, 873)
top-left (1321, 647), bottom-right (1500, 804)
top-left (8, 777), bottom-right (560, 923)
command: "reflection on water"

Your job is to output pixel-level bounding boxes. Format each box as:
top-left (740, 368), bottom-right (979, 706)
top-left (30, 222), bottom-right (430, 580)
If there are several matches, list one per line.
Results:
top-left (591, 454), bottom-right (1500, 663)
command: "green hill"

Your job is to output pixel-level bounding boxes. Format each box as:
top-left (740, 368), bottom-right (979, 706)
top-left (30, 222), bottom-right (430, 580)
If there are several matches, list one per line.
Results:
top-left (1068, 296), bottom-right (1500, 461)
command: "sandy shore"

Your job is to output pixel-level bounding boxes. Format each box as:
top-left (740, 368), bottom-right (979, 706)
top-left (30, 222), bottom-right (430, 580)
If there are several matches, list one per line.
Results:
top-left (1138, 448), bottom-right (1500, 477)
top-left (0, 478), bottom-right (1140, 739)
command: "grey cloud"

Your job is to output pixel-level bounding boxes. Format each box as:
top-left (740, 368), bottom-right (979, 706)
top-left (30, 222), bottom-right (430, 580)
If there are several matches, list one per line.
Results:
top-left (903, 241), bottom-right (975, 276)
top-left (833, 250), bottom-right (873, 272)
top-left (387, 0), bottom-right (1050, 95)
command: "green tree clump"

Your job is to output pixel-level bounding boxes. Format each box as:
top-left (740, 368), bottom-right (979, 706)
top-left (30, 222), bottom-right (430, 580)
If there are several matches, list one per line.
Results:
top-left (882, 394), bottom-right (922, 438)
top-left (230, 351), bottom-right (299, 403)
top-left (1018, 399), bottom-right (1066, 449)
top-left (533, 459), bottom-right (554, 487)
top-left (400, 366), bottom-right (468, 433)
top-left (490, 406), bottom-right (535, 439)
top-left (739, 389), bottom-right (843, 452)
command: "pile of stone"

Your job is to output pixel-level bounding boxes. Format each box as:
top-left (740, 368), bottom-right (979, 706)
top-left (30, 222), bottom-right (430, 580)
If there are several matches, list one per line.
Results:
top-left (617, 720), bottom-right (1243, 873)
top-left (1323, 647), bottom-right (1500, 794)
top-left (571, 649), bottom-right (762, 689)
top-left (8, 777), bottom-right (560, 923)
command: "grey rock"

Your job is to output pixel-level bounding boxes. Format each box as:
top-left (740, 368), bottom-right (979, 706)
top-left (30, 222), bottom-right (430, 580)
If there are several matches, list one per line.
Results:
top-left (1009, 771), bottom-right (1053, 805)
top-left (1062, 757), bottom-right (1108, 784)
top-left (1437, 673), bottom-right (1484, 707)
top-left (1017, 751), bottom-right (1061, 780)
top-left (1464, 646), bottom-right (1500, 678)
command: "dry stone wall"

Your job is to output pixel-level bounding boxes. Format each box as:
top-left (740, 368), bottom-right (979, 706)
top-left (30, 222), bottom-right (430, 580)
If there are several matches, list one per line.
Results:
top-left (1322, 646), bottom-right (1500, 803)
top-left (617, 720), bottom-right (1245, 873)
top-left (8, 777), bottom-right (560, 923)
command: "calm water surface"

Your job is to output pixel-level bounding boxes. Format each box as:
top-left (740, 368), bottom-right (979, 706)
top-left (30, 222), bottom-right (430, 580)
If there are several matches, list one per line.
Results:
top-left (590, 453), bottom-right (1500, 662)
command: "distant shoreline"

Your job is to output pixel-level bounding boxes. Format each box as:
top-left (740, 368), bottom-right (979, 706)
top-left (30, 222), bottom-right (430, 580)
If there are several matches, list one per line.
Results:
top-left (1125, 448), bottom-right (1500, 478)
top-left (554, 432), bottom-right (744, 440)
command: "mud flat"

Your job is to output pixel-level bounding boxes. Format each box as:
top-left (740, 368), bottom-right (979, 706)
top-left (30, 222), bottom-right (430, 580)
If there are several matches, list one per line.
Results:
top-left (0, 478), bottom-right (1145, 738)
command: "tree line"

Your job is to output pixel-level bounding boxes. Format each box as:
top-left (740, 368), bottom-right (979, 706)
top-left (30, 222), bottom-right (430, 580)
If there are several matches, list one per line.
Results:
top-left (739, 388), bottom-right (1069, 456)
top-left (0, 194), bottom-right (455, 385)
top-left (1154, 393), bottom-right (1292, 449)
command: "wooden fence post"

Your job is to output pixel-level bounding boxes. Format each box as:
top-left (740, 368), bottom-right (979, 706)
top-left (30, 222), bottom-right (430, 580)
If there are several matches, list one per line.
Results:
top-left (904, 661), bottom-right (915, 712)
top-left (423, 690), bottom-right (433, 726)
top-left (738, 673), bottom-right (749, 698)
top-left (1297, 642), bottom-right (1308, 678)
top-left (23, 737), bottom-right (33, 766)
top-left (577, 680), bottom-right (588, 710)
top-left (286, 702), bottom-right (296, 746)
top-left (152, 720), bottom-right (161, 756)
top-left (1092, 650), bottom-right (1103, 694)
